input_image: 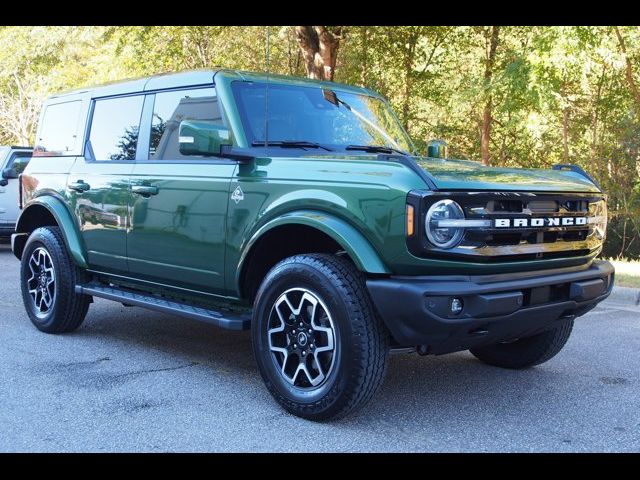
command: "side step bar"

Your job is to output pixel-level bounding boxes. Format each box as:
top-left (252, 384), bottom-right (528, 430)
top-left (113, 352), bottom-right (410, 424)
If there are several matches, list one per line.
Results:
top-left (75, 283), bottom-right (251, 331)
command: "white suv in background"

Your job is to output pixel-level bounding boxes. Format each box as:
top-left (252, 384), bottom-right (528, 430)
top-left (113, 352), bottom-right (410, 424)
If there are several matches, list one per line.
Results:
top-left (0, 146), bottom-right (32, 241)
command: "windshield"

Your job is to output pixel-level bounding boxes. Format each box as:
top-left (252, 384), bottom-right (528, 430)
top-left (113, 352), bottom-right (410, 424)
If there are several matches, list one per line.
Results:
top-left (231, 81), bottom-right (415, 154)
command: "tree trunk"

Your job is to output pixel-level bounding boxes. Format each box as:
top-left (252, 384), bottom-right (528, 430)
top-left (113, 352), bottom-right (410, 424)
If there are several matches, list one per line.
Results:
top-left (562, 106), bottom-right (570, 162)
top-left (614, 26), bottom-right (640, 113)
top-left (481, 26), bottom-right (500, 166)
top-left (591, 63), bottom-right (607, 179)
top-left (360, 26), bottom-right (368, 85)
top-left (295, 26), bottom-right (342, 81)
top-left (401, 31), bottom-right (418, 131)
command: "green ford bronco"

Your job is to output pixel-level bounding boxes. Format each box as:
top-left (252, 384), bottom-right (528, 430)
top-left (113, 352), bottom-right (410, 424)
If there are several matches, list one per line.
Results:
top-left (12, 69), bottom-right (614, 420)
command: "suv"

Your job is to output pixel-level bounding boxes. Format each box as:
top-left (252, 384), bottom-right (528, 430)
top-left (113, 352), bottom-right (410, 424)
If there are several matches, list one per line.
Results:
top-left (0, 146), bottom-right (32, 240)
top-left (12, 70), bottom-right (614, 420)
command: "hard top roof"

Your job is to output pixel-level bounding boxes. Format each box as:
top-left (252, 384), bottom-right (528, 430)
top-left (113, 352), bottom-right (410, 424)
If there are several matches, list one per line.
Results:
top-left (47, 69), bottom-right (379, 101)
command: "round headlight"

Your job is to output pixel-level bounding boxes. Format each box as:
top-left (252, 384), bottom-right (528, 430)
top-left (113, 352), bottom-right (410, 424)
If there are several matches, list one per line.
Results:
top-left (425, 199), bottom-right (465, 249)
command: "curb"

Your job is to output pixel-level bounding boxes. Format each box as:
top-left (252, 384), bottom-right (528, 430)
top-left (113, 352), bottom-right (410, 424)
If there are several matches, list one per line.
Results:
top-left (607, 286), bottom-right (640, 306)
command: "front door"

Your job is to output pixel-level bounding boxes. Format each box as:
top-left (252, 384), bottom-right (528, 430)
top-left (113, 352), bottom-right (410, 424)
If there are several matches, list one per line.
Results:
top-left (127, 88), bottom-right (235, 294)
top-left (68, 94), bottom-right (144, 274)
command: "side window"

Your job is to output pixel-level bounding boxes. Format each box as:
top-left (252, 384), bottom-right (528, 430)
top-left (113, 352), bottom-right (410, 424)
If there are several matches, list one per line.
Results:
top-left (35, 101), bottom-right (82, 156)
top-left (8, 152), bottom-right (32, 175)
top-left (88, 95), bottom-right (144, 161)
top-left (149, 88), bottom-right (222, 160)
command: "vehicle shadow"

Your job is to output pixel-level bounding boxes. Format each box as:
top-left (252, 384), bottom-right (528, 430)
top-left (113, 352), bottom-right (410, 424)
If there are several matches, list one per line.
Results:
top-left (71, 297), bottom-right (574, 429)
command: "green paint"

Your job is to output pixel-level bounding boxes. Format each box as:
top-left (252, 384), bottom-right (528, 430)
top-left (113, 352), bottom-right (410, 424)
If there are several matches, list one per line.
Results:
top-left (16, 69), bottom-right (606, 302)
top-left (415, 157), bottom-right (601, 193)
top-left (17, 195), bottom-right (88, 268)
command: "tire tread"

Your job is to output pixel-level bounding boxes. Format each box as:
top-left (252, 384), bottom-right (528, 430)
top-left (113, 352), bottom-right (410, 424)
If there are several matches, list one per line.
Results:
top-left (253, 253), bottom-right (389, 421)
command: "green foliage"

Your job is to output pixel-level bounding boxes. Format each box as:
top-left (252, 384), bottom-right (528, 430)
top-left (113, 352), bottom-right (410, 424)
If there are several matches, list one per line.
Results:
top-left (1, 26), bottom-right (639, 258)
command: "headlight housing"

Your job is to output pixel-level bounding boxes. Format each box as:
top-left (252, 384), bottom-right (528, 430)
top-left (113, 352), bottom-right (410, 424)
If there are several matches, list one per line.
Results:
top-left (588, 200), bottom-right (608, 241)
top-left (425, 199), bottom-right (465, 249)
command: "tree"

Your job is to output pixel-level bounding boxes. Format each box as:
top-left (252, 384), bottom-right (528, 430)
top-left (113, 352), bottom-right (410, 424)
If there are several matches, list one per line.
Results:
top-left (614, 26), bottom-right (640, 114)
top-left (0, 73), bottom-right (42, 145)
top-left (294, 26), bottom-right (343, 80)
top-left (480, 26), bottom-right (501, 166)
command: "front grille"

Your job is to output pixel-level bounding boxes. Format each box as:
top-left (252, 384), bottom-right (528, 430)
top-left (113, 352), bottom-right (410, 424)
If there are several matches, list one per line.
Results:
top-left (464, 196), bottom-right (592, 248)
top-left (406, 191), bottom-right (606, 262)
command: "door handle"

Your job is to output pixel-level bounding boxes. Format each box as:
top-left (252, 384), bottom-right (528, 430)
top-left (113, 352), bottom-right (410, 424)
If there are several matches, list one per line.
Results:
top-left (131, 185), bottom-right (159, 197)
top-left (68, 181), bottom-right (90, 193)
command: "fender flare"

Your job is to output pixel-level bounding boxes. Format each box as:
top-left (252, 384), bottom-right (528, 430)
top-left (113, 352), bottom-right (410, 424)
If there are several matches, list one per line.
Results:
top-left (236, 210), bottom-right (390, 291)
top-left (15, 196), bottom-right (88, 268)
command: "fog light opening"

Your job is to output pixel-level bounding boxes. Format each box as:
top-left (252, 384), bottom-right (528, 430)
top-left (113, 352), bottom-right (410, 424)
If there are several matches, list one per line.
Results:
top-left (450, 297), bottom-right (464, 315)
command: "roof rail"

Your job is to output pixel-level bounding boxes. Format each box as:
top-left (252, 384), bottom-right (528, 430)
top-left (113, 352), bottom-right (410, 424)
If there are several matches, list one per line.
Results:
top-left (10, 146), bottom-right (32, 150)
top-left (552, 164), bottom-right (601, 190)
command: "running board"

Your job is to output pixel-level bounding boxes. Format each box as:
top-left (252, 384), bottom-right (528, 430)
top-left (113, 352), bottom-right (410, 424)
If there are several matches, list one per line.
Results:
top-left (75, 283), bottom-right (251, 330)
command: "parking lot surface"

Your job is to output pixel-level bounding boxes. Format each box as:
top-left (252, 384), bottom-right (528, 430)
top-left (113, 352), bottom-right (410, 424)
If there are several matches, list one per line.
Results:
top-left (0, 243), bottom-right (638, 452)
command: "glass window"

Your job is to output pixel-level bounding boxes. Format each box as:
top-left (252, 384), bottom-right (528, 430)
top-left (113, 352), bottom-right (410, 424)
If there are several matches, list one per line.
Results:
top-left (7, 151), bottom-right (32, 175)
top-left (232, 82), bottom-right (414, 154)
top-left (88, 95), bottom-right (144, 161)
top-left (149, 88), bottom-right (222, 160)
top-left (36, 101), bottom-right (82, 156)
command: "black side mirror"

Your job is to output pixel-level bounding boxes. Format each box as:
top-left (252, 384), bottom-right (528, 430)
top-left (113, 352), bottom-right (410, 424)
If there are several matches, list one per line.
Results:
top-left (2, 167), bottom-right (18, 180)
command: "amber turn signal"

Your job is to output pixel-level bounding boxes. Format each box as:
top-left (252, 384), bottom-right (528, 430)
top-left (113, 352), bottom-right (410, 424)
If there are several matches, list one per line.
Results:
top-left (406, 204), bottom-right (415, 236)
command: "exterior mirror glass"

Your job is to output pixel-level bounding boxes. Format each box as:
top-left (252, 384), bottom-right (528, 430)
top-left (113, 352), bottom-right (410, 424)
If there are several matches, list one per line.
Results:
top-left (178, 121), bottom-right (231, 157)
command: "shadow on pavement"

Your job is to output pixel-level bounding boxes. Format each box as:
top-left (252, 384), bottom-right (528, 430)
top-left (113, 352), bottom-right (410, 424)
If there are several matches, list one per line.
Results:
top-left (67, 296), bottom-right (571, 426)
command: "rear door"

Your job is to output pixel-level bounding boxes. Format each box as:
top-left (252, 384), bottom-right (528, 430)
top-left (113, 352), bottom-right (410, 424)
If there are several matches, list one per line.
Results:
top-left (67, 94), bottom-right (143, 275)
top-left (127, 87), bottom-right (235, 294)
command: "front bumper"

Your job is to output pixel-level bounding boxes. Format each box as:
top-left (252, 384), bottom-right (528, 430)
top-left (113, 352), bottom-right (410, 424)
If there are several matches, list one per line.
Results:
top-left (0, 222), bottom-right (15, 238)
top-left (367, 260), bottom-right (614, 354)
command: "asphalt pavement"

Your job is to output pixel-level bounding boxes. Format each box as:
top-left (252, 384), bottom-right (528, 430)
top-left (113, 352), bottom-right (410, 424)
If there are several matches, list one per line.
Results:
top-left (0, 243), bottom-right (638, 452)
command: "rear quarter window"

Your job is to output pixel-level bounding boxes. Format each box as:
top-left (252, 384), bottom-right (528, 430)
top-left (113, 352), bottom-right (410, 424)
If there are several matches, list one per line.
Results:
top-left (35, 100), bottom-right (83, 156)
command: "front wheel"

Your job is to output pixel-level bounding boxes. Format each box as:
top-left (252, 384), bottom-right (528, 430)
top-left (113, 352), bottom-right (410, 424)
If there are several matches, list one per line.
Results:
top-left (252, 254), bottom-right (389, 421)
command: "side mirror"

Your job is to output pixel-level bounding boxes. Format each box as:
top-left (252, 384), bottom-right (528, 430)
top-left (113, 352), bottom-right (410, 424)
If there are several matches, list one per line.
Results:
top-left (178, 121), bottom-right (232, 157)
top-left (2, 167), bottom-right (18, 180)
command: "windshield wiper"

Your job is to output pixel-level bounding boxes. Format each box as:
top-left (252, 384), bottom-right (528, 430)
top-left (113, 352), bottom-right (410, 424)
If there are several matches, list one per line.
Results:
top-left (345, 144), bottom-right (410, 156)
top-left (252, 140), bottom-right (333, 152)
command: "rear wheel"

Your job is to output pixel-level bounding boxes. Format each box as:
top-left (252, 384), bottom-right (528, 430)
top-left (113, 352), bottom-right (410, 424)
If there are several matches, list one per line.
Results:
top-left (252, 254), bottom-right (389, 421)
top-left (20, 226), bottom-right (91, 333)
top-left (469, 317), bottom-right (574, 369)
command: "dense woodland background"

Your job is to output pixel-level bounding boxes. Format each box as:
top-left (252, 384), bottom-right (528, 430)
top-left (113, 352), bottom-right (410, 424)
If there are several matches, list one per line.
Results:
top-left (0, 26), bottom-right (638, 259)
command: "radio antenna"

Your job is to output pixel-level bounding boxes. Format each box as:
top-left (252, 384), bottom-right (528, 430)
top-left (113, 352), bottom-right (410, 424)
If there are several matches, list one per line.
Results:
top-left (264, 26), bottom-right (270, 147)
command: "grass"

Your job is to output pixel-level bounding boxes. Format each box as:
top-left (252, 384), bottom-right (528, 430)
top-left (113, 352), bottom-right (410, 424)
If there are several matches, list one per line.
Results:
top-left (607, 258), bottom-right (640, 289)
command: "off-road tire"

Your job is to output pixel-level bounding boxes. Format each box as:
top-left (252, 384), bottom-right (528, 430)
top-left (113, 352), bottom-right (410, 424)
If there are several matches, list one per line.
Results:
top-left (252, 254), bottom-right (389, 421)
top-left (470, 317), bottom-right (574, 369)
top-left (20, 226), bottom-right (91, 333)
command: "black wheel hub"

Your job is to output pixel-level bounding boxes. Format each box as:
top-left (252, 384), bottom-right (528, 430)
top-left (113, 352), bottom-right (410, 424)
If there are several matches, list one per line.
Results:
top-left (284, 313), bottom-right (316, 357)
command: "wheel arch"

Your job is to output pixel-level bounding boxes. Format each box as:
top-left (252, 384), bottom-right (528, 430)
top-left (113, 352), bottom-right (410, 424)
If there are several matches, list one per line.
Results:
top-left (236, 210), bottom-right (390, 300)
top-left (14, 197), bottom-right (88, 268)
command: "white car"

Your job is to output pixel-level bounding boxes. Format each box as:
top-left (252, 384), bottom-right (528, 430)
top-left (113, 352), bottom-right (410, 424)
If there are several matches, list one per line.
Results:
top-left (0, 146), bottom-right (32, 241)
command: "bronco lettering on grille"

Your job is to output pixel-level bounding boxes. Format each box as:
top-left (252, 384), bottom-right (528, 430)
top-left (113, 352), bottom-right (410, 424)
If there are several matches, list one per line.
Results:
top-left (494, 217), bottom-right (588, 228)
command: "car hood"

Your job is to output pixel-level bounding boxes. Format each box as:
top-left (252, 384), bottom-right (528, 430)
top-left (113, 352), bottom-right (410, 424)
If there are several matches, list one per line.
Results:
top-left (414, 157), bottom-right (601, 193)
